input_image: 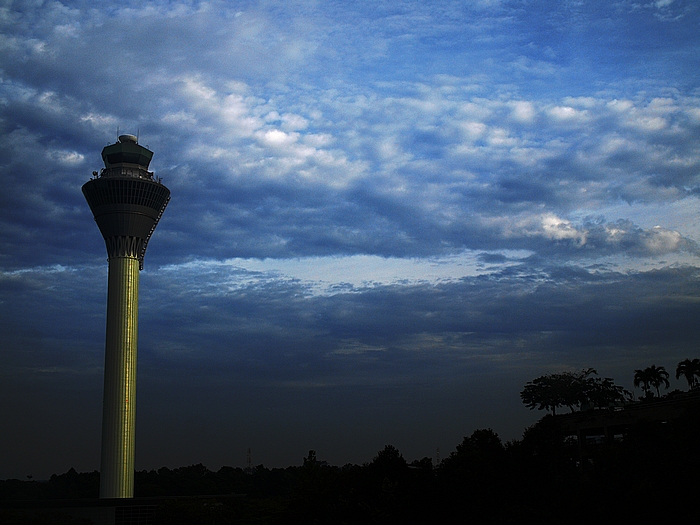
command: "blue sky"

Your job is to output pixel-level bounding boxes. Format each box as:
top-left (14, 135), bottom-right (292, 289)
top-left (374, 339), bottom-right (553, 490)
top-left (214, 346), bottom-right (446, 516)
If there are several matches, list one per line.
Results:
top-left (1, 0), bottom-right (700, 479)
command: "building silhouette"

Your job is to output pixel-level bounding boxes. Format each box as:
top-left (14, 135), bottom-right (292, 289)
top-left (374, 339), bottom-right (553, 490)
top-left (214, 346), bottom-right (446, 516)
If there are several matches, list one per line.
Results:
top-left (82, 134), bottom-right (170, 498)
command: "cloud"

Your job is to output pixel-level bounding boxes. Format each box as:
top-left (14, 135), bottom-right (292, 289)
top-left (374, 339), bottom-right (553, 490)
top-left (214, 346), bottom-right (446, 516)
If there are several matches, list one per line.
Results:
top-left (5, 258), bottom-right (700, 475)
top-left (6, 257), bottom-right (699, 380)
top-left (4, 70), bottom-right (700, 268)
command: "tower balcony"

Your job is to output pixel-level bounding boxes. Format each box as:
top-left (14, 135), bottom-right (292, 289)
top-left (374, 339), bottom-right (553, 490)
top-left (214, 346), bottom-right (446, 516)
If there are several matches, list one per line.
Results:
top-left (95, 165), bottom-right (156, 181)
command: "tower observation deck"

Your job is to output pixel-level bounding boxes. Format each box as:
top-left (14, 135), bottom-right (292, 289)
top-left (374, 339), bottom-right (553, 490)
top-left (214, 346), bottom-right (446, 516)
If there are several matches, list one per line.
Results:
top-left (82, 134), bottom-right (170, 498)
top-left (83, 134), bottom-right (170, 269)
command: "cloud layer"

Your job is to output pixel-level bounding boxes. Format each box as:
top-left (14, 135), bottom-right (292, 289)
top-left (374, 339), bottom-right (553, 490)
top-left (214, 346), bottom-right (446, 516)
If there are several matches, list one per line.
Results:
top-left (1, 0), bottom-right (699, 478)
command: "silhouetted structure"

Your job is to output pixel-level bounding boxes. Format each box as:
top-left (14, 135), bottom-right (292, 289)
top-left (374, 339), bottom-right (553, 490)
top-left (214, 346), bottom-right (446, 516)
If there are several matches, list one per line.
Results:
top-left (555, 389), bottom-right (700, 467)
top-left (82, 134), bottom-right (170, 498)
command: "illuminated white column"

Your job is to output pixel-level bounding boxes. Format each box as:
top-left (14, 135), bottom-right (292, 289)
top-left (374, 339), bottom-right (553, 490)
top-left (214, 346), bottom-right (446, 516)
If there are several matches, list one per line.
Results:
top-left (100, 255), bottom-right (140, 498)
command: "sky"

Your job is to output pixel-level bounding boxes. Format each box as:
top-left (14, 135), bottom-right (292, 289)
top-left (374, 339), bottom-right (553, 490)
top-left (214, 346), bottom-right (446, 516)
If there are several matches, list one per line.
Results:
top-left (1, 0), bottom-right (700, 480)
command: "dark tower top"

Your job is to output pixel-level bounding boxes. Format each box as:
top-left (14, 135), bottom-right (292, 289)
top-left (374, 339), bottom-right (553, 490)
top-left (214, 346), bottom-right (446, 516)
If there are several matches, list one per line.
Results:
top-left (101, 134), bottom-right (154, 168)
top-left (82, 135), bottom-right (170, 269)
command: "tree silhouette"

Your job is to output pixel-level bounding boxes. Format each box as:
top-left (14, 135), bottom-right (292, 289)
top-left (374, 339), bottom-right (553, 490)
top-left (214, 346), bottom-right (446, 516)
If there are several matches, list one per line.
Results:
top-left (675, 359), bottom-right (700, 390)
top-left (520, 368), bottom-right (627, 415)
top-left (634, 365), bottom-right (670, 398)
top-left (586, 376), bottom-right (631, 408)
top-left (634, 368), bottom-right (652, 397)
top-left (369, 444), bottom-right (408, 476)
top-left (521, 370), bottom-right (588, 415)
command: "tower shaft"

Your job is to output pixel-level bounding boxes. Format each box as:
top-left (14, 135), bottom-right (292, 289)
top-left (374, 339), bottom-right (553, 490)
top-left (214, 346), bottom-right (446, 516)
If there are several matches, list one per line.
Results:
top-left (100, 256), bottom-right (140, 498)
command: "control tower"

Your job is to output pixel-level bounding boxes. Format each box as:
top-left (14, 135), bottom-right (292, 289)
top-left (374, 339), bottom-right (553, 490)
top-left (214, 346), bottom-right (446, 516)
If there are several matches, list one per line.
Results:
top-left (82, 134), bottom-right (170, 498)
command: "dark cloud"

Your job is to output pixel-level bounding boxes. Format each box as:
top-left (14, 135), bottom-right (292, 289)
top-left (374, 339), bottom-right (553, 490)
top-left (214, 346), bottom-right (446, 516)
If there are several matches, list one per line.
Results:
top-left (4, 259), bottom-right (700, 477)
top-left (477, 252), bottom-right (509, 264)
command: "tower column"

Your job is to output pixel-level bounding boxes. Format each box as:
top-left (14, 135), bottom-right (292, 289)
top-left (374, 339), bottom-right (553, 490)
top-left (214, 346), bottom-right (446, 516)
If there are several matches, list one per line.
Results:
top-left (83, 133), bottom-right (170, 499)
top-left (100, 255), bottom-right (140, 499)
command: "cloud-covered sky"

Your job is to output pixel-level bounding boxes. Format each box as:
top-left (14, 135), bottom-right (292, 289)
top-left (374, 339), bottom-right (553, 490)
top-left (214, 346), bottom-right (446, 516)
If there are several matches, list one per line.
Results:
top-left (2, 0), bottom-right (700, 479)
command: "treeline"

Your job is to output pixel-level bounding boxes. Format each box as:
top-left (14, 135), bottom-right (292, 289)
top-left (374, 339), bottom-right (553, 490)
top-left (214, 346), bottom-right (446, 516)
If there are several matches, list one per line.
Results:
top-left (521, 360), bottom-right (700, 416)
top-left (3, 411), bottom-right (700, 524)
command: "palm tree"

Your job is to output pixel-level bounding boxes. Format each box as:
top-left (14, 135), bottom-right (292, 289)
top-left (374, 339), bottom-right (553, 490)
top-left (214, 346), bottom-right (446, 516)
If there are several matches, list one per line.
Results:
top-left (634, 365), bottom-right (671, 397)
top-left (634, 368), bottom-right (652, 398)
top-left (676, 358), bottom-right (700, 390)
top-left (648, 365), bottom-right (670, 397)
top-left (634, 365), bottom-right (670, 398)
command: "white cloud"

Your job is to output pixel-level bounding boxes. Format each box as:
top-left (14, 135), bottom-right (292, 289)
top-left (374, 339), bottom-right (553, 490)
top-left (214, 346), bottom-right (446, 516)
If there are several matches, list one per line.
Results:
top-left (49, 150), bottom-right (84, 166)
top-left (539, 214), bottom-right (587, 245)
top-left (258, 129), bottom-right (298, 147)
top-left (487, 127), bottom-right (520, 147)
top-left (509, 101), bottom-right (536, 123)
top-left (642, 226), bottom-right (683, 254)
top-left (280, 113), bottom-right (309, 131)
top-left (459, 121), bottom-right (488, 140)
top-left (547, 105), bottom-right (589, 123)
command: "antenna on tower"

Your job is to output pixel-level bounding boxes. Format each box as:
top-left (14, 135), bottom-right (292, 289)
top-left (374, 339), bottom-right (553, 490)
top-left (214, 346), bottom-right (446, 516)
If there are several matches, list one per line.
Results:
top-left (116, 126), bottom-right (120, 142)
top-left (137, 128), bottom-right (140, 144)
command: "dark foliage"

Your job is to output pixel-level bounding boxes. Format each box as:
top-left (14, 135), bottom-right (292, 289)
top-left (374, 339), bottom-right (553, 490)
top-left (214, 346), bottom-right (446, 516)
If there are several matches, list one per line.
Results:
top-left (6, 413), bottom-right (698, 524)
top-left (0, 468), bottom-right (99, 501)
top-left (0, 509), bottom-right (92, 525)
top-left (675, 358), bottom-right (700, 390)
top-left (521, 369), bottom-right (629, 415)
top-left (3, 365), bottom-right (700, 523)
top-left (634, 365), bottom-right (670, 398)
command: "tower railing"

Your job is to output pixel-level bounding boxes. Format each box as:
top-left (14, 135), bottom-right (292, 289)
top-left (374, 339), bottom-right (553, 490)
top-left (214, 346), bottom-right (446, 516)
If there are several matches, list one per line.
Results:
top-left (99, 166), bottom-right (157, 181)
